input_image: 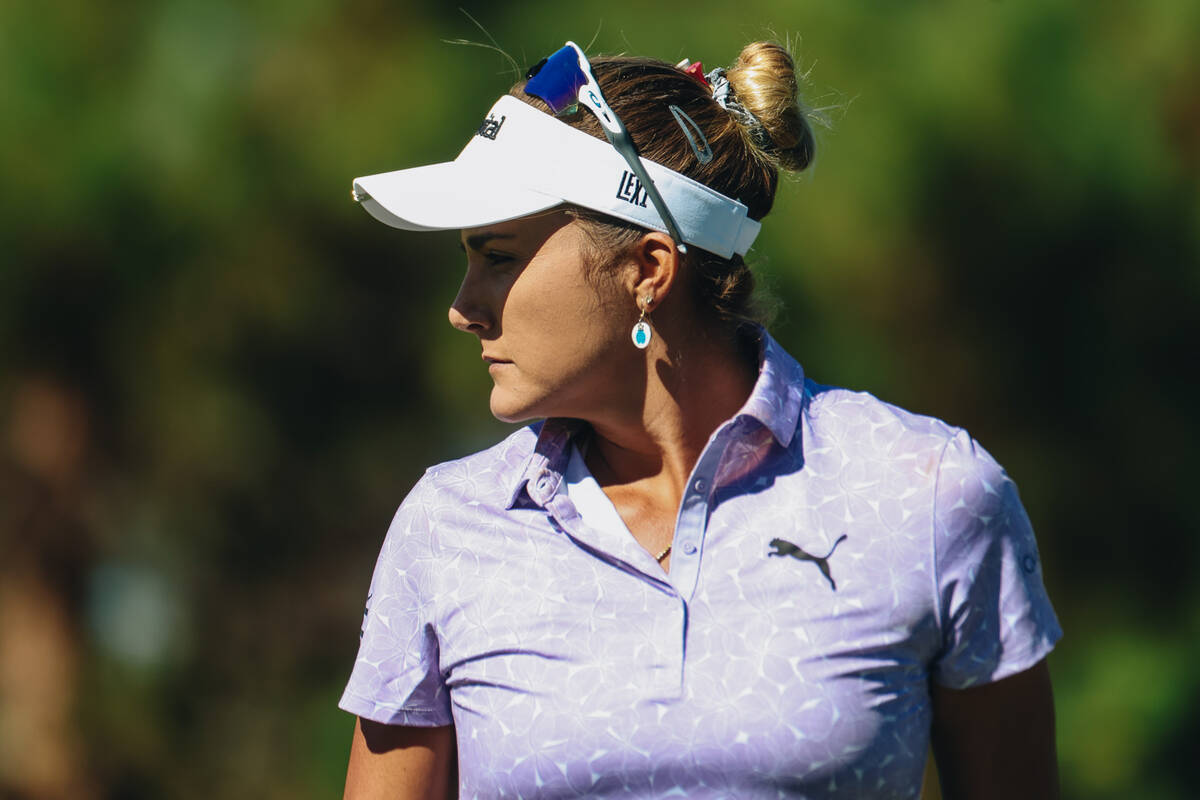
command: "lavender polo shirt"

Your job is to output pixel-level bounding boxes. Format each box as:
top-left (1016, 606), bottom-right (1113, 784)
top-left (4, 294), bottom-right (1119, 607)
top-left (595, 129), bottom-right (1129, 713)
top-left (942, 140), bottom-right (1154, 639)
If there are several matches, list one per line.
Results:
top-left (340, 332), bottom-right (1061, 798)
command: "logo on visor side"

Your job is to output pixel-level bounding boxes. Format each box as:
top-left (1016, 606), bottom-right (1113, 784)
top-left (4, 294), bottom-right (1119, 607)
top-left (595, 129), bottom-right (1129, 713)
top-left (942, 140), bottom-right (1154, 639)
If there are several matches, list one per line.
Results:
top-left (616, 170), bottom-right (649, 208)
top-left (477, 113), bottom-right (506, 140)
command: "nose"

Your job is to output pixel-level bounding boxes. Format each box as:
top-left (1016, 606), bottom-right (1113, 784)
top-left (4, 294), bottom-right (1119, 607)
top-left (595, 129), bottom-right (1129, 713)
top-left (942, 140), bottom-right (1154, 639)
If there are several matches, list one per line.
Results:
top-left (448, 270), bottom-right (494, 335)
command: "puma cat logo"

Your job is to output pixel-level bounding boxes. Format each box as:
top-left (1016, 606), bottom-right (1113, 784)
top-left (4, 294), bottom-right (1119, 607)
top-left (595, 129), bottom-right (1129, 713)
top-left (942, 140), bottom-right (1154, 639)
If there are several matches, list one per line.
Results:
top-left (768, 535), bottom-right (848, 591)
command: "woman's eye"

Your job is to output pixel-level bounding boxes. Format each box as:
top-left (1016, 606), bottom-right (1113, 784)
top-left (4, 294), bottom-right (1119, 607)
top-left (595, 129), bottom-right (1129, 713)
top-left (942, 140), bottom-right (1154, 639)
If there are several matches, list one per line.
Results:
top-left (484, 252), bottom-right (514, 266)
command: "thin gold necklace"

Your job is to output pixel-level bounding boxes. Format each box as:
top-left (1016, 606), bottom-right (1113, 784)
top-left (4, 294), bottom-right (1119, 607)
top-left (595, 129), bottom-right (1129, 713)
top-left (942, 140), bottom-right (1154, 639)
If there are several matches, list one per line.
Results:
top-left (586, 433), bottom-right (672, 564)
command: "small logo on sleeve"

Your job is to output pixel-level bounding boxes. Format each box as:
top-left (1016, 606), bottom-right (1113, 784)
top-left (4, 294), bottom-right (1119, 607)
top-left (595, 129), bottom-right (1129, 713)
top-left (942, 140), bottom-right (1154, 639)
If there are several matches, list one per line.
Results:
top-left (477, 113), bottom-right (506, 140)
top-left (616, 170), bottom-right (649, 207)
top-left (768, 534), bottom-right (848, 591)
top-left (359, 591), bottom-right (372, 639)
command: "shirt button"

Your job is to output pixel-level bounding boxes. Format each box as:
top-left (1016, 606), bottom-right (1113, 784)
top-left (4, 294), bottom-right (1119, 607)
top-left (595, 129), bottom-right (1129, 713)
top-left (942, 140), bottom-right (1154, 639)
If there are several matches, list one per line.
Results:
top-left (682, 542), bottom-right (698, 555)
top-left (535, 475), bottom-right (552, 494)
top-left (693, 478), bottom-right (707, 493)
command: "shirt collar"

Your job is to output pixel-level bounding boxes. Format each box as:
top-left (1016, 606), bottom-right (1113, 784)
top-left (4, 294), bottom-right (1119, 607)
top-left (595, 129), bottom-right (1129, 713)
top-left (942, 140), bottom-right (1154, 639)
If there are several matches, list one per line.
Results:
top-left (507, 418), bottom-right (582, 510)
top-left (506, 329), bottom-right (805, 509)
top-left (737, 328), bottom-right (805, 449)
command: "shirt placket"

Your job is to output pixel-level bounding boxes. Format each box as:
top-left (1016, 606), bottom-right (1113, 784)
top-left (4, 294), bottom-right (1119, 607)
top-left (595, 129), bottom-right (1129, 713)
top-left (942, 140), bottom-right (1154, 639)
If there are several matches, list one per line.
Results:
top-left (521, 422), bottom-right (745, 702)
top-left (536, 484), bottom-right (688, 701)
top-left (669, 423), bottom-right (740, 603)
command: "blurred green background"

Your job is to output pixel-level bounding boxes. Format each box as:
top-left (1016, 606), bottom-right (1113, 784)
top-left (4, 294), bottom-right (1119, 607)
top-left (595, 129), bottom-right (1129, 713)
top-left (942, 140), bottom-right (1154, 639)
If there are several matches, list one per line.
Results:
top-left (2, 0), bottom-right (1197, 797)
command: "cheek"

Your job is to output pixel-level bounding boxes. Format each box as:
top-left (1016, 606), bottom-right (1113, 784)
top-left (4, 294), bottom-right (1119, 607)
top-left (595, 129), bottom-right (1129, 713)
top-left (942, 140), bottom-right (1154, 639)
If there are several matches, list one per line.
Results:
top-left (554, 296), bottom-right (625, 359)
top-left (505, 278), bottom-right (620, 346)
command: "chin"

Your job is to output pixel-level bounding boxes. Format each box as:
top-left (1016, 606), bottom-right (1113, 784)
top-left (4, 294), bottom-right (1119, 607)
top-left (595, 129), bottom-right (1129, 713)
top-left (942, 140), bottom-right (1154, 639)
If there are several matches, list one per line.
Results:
top-left (489, 391), bottom-right (540, 424)
top-left (489, 382), bottom-right (584, 425)
top-left (490, 407), bottom-right (531, 424)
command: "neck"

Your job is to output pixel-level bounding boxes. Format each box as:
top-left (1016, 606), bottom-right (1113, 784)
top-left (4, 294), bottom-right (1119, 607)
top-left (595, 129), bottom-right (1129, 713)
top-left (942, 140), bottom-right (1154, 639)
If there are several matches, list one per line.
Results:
top-left (584, 324), bottom-right (758, 494)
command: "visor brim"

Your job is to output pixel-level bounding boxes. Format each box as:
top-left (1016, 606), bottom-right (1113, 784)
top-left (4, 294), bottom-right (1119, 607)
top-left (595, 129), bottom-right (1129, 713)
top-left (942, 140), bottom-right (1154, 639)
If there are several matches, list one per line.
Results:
top-left (353, 162), bottom-right (563, 232)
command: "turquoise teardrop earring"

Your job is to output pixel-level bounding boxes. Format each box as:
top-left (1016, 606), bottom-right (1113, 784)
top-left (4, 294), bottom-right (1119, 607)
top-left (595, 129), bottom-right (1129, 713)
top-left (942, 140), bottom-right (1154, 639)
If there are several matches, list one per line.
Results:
top-left (631, 294), bottom-right (653, 349)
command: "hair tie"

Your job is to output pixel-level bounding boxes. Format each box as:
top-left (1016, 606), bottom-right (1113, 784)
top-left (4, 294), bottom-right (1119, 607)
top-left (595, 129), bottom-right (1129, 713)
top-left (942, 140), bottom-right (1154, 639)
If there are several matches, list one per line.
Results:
top-left (705, 67), bottom-right (773, 151)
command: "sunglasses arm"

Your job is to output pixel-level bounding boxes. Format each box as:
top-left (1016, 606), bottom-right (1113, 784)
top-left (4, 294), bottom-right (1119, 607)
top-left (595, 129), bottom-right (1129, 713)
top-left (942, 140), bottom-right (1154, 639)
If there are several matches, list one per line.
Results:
top-left (605, 130), bottom-right (690, 256)
top-left (567, 43), bottom-right (690, 255)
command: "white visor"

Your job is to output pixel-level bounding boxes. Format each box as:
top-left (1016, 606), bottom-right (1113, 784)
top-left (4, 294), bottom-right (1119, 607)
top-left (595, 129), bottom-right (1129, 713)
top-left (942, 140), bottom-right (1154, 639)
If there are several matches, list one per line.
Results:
top-left (352, 95), bottom-right (761, 259)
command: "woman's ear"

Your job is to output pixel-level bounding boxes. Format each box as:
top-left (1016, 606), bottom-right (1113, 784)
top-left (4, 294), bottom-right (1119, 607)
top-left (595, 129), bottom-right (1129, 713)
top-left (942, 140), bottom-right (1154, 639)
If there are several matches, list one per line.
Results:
top-left (629, 231), bottom-right (682, 311)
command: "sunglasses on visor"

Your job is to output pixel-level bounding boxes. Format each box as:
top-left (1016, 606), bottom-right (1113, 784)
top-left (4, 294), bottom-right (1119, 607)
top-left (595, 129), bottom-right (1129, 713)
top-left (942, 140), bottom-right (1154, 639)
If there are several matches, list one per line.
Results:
top-left (524, 42), bottom-right (690, 254)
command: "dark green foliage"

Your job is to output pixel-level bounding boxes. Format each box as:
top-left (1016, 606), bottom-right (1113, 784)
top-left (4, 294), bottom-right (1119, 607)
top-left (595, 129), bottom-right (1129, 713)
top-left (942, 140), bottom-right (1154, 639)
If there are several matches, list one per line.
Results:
top-left (1, 1), bottom-right (1196, 797)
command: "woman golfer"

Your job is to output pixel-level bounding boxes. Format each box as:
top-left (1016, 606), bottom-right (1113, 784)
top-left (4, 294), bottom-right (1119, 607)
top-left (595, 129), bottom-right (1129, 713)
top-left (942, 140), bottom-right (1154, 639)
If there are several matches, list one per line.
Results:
top-left (339, 38), bottom-right (1061, 799)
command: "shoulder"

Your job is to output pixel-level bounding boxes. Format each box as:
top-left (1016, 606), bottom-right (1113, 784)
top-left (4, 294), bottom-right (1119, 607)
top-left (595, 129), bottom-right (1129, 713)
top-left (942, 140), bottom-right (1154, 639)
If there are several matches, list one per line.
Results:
top-left (368, 423), bottom-right (540, 571)
top-left (365, 424), bottom-right (545, 611)
top-left (799, 381), bottom-right (1017, 513)
top-left (800, 379), bottom-right (966, 469)
top-left (409, 421), bottom-right (542, 508)
top-left (388, 421), bottom-right (554, 558)
top-left (757, 330), bottom-right (972, 478)
top-left (795, 377), bottom-right (1030, 530)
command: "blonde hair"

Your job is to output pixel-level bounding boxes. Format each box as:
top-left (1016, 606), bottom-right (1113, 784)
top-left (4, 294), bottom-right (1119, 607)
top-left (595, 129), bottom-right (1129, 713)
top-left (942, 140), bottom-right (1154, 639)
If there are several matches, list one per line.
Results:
top-left (726, 41), bottom-right (815, 173)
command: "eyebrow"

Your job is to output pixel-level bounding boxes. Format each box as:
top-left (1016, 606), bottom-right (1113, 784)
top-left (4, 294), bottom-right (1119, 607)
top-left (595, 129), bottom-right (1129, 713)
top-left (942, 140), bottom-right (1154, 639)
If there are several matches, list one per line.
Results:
top-left (462, 232), bottom-right (517, 252)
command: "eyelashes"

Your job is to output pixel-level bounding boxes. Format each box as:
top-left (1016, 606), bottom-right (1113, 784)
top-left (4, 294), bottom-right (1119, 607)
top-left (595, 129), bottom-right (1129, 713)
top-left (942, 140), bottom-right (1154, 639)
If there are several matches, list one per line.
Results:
top-left (457, 241), bottom-right (517, 267)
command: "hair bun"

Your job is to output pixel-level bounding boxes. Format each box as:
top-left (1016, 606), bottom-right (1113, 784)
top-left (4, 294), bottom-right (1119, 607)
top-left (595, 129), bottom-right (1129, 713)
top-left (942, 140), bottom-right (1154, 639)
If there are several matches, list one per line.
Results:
top-left (725, 41), bottom-right (815, 173)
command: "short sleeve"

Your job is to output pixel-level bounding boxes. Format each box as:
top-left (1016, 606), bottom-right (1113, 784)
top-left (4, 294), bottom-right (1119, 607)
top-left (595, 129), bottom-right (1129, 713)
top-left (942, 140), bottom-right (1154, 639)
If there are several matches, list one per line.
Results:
top-left (339, 480), bottom-right (453, 726)
top-left (931, 429), bottom-right (1062, 689)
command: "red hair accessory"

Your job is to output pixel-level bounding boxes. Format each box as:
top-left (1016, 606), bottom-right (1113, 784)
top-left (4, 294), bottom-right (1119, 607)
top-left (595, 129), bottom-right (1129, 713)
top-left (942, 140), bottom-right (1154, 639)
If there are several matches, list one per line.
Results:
top-left (676, 59), bottom-right (710, 88)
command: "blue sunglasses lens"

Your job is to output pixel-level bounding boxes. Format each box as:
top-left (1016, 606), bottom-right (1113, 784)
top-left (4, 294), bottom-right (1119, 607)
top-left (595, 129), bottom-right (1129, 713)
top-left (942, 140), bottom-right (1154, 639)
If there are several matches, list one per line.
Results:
top-left (524, 45), bottom-right (586, 114)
